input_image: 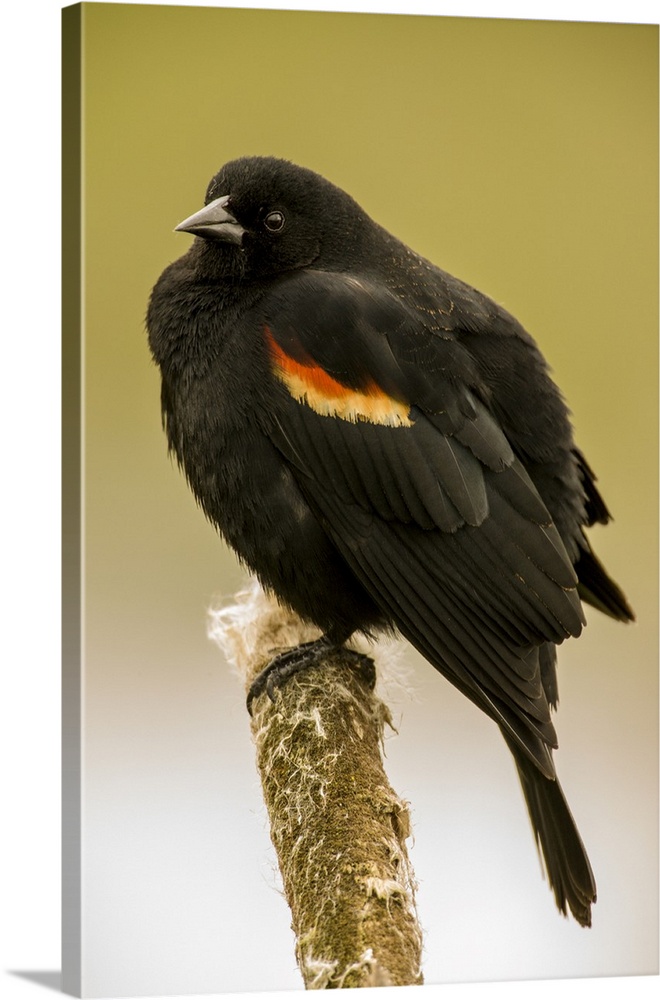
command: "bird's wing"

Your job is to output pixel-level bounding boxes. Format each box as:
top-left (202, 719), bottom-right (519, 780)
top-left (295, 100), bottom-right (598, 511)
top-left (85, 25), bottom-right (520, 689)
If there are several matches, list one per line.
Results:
top-left (571, 448), bottom-right (635, 621)
top-left (254, 270), bottom-right (586, 775)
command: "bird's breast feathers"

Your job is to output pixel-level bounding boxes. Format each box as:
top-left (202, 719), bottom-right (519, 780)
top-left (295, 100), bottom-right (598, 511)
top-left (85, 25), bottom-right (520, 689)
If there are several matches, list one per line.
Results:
top-left (263, 324), bottom-right (413, 428)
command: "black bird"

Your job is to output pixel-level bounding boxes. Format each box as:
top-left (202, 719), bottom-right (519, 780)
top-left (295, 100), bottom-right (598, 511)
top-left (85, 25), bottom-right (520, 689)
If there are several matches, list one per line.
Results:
top-left (147, 156), bottom-right (634, 928)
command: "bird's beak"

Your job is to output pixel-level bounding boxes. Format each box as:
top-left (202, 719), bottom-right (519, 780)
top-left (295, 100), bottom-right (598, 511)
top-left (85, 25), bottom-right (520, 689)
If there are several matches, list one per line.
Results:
top-left (175, 194), bottom-right (245, 243)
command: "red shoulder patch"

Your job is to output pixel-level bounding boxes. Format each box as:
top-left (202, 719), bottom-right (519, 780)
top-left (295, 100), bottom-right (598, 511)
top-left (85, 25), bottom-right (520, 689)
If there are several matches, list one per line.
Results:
top-left (264, 325), bottom-right (412, 427)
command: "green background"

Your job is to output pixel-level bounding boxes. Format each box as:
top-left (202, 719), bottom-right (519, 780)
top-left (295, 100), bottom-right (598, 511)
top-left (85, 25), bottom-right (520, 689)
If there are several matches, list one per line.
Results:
top-left (77, 3), bottom-right (657, 994)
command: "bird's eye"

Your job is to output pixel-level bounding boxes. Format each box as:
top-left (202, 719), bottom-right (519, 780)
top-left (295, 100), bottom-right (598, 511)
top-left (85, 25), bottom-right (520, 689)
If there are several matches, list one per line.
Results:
top-left (264, 211), bottom-right (285, 233)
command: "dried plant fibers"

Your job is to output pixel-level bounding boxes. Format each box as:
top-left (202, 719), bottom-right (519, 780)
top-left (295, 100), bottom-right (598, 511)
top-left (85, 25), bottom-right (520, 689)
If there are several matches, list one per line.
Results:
top-left (210, 582), bottom-right (424, 989)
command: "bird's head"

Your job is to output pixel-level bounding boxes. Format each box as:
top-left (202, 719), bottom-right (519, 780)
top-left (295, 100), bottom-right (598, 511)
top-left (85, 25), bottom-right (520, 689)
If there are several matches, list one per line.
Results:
top-left (175, 156), bottom-right (372, 279)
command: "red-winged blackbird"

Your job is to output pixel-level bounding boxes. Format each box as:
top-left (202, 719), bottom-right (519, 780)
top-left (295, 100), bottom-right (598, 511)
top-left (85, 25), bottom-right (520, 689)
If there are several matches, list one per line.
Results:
top-left (147, 156), bottom-right (633, 927)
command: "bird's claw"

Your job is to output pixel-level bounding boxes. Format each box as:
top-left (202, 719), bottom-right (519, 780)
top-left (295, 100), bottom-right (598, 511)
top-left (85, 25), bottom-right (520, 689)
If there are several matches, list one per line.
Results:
top-left (245, 637), bottom-right (375, 715)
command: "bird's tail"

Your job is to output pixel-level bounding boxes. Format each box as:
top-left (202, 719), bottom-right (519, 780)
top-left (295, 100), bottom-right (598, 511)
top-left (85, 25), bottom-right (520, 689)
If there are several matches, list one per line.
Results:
top-left (505, 736), bottom-right (597, 927)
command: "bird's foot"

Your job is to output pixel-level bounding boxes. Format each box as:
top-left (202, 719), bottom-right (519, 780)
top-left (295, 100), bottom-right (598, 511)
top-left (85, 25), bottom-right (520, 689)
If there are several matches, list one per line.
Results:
top-left (246, 635), bottom-right (375, 715)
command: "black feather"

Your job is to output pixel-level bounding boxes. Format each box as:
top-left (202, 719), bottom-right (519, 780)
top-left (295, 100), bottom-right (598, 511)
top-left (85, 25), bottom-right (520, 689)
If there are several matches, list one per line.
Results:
top-left (147, 155), bottom-right (634, 927)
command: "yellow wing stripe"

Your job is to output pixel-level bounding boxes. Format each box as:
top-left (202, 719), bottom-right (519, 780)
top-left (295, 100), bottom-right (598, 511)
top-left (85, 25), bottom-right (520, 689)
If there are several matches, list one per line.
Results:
top-left (265, 326), bottom-right (412, 427)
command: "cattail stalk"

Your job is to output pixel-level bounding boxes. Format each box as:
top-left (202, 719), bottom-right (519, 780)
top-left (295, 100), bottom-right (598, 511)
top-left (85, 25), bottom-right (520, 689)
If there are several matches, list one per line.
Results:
top-left (210, 583), bottom-right (423, 989)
